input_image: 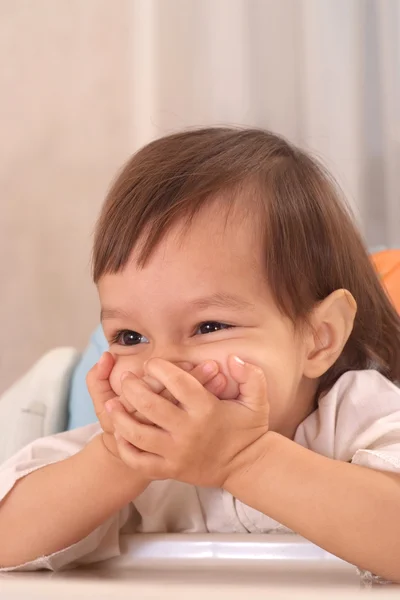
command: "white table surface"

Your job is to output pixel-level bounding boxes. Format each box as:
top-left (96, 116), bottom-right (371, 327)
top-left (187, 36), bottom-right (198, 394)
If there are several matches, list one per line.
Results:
top-left (1, 534), bottom-right (398, 599)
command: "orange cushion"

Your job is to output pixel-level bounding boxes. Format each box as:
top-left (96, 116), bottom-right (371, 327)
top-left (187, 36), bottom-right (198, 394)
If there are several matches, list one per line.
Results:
top-left (371, 250), bottom-right (400, 313)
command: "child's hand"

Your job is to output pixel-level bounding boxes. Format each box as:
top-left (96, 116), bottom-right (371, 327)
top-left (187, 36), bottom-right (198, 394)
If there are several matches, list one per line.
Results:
top-left (106, 356), bottom-right (269, 488)
top-left (87, 352), bottom-right (228, 458)
top-left (121, 360), bottom-right (227, 421)
top-left (87, 352), bottom-right (124, 457)
top-left (86, 352), bottom-right (118, 435)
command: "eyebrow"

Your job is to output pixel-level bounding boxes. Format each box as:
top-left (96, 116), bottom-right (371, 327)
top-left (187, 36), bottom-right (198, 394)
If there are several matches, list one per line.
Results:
top-left (100, 308), bottom-right (131, 321)
top-left (188, 292), bottom-right (255, 311)
top-left (100, 293), bottom-right (254, 321)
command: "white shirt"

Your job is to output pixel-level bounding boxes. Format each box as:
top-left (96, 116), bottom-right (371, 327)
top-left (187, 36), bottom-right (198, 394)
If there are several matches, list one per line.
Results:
top-left (1, 370), bottom-right (400, 572)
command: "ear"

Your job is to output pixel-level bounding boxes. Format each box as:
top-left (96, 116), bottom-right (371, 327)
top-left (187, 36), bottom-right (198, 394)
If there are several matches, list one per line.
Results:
top-left (303, 289), bottom-right (357, 379)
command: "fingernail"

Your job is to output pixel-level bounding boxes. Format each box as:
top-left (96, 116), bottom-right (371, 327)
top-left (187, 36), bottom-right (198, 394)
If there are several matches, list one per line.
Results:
top-left (114, 431), bottom-right (121, 441)
top-left (98, 353), bottom-right (106, 366)
top-left (121, 371), bottom-right (131, 382)
top-left (105, 400), bottom-right (114, 413)
top-left (233, 356), bottom-right (245, 366)
top-left (201, 360), bottom-right (217, 375)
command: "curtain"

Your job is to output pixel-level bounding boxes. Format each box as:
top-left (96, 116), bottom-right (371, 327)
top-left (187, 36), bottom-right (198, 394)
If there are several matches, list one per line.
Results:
top-left (0, 0), bottom-right (398, 392)
top-left (129, 0), bottom-right (400, 247)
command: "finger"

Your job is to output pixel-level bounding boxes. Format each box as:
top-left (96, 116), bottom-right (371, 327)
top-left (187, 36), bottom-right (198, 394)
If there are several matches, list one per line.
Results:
top-left (227, 355), bottom-right (267, 410)
top-left (86, 353), bottom-right (117, 430)
top-left (138, 360), bottom-right (213, 395)
top-left (97, 351), bottom-right (115, 380)
top-left (157, 360), bottom-right (220, 405)
top-left (148, 360), bottom-right (220, 408)
top-left (115, 436), bottom-right (166, 478)
top-left (204, 372), bottom-right (227, 397)
top-left (122, 361), bottom-right (219, 407)
top-left (121, 374), bottom-right (153, 408)
top-left (119, 395), bottom-right (154, 425)
top-left (107, 400), bottom-right (169, 454)
top-left (119, 373), bottom-right (161, 425)
top-left (119, 372), bottom-right (142, 411)
top-left (120, 375), bottom-right (186, 430)
top-left (188, 360), bottom-right (219, 385)
top-left (105, 397), bottom-right (131, 418)
top-left (141, 374), bottom-right (167, 395)
top-left (86, 352), bottom-right (115, 403)
top-left (120, 360), bottom-right (222, 428)
top-left (143, 360), bottom-right (219, 404)
top-left (144, 358), bottom-right (215, 412)
top-left (122, 361), bottom-right (193, 397)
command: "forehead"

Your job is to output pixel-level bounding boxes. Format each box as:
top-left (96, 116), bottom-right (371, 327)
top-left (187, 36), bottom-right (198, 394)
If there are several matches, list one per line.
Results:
top-left (171, 198), bottom-right (263, 260)
top-left (98, 200), bottom-right (267, 302)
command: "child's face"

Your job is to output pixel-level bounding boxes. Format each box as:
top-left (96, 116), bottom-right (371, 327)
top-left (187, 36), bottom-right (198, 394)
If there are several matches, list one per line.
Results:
top-left (98, 202), bottom-right (317, 439)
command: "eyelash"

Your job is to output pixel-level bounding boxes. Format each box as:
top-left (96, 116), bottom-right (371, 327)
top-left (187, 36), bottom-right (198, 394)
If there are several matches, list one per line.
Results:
top-left (111, 322), bottom-right (234, 346)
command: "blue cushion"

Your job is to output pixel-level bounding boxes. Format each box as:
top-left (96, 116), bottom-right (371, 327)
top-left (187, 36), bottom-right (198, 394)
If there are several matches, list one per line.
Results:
top-left (67, 325), bottom-right (108, 430)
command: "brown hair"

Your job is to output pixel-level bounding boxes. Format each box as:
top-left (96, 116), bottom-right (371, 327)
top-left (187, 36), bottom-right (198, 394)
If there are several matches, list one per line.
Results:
top-left (93, 127), bottom-right (400, 390)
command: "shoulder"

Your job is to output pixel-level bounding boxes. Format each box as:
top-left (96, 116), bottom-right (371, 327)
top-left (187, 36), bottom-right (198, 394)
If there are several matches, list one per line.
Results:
top-left (323, 369), bottom-right (399, 401)
top-left (295, 370), bottom-right (400, 461)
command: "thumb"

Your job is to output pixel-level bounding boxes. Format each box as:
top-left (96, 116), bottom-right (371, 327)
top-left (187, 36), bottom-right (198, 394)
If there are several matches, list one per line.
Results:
top-left (87, 352), bottom-right (121, 435)
top-left (227, 355), bottom-right (268, 410)
top-left (86, 351), bottom-right (116, 406)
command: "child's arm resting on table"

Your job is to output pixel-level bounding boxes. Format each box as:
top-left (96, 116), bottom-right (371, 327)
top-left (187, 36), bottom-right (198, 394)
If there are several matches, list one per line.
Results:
top-left (224, 431), bottom-right (400, 582)
top-left (108, 359), bottom-right (400, 583)
top-left (0, 429), bottom-right (148, 570)
top-left (0, 353), bottom-right (226, 571)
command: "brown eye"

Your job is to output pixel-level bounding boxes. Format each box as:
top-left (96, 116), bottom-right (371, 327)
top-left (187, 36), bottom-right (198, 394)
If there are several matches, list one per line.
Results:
top-left (196, 322), bottom-right (232, 335)
top-left (114, 330), bottom-right (149, 346)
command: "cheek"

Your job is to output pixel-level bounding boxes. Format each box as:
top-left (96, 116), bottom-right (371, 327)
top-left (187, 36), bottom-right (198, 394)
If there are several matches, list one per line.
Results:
top-left (206, 342), bottom-right (299, 404)
top-left (109, 355), bottom-right (144, 395)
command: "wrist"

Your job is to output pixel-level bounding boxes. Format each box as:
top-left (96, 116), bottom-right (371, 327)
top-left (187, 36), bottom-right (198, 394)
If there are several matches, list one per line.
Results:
top-left (223, 431), bottom-right (281, 495)
top-left (101, 431), bottom-right (121, 459)
top-left (88, 433), bottom-right (151, 493)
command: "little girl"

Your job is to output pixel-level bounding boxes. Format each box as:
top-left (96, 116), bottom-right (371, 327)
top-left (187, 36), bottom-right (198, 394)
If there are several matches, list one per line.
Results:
top-left (1, 128), bottom-right (399, 580)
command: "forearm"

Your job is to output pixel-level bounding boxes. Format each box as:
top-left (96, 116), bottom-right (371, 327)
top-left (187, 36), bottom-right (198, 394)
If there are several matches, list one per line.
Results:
top-left (0, 434), bottom-right (148, 567)
top-left (225, 432), bottom-right (400, 581)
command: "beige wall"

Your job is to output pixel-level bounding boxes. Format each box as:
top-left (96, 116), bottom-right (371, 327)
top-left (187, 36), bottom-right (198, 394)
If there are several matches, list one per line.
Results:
top-left (0, 0), bottom-right (131, 392)
top-left (1, 0), bottom-right (398, 394)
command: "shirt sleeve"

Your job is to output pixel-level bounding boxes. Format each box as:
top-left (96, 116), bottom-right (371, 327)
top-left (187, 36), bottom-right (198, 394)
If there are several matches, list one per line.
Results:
top-left (295, 370), bottom-right (400, 584)
top-left (0, 424), bottom-right (131, 572)
top-left (295, 370), bottom-right (400, 471)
